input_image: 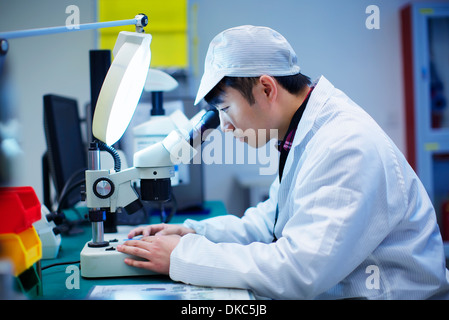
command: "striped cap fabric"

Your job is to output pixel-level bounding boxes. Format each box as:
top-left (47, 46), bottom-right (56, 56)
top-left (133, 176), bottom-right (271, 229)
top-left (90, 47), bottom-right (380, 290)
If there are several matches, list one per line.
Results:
top-left (194, 25), bottom-right (301, 105)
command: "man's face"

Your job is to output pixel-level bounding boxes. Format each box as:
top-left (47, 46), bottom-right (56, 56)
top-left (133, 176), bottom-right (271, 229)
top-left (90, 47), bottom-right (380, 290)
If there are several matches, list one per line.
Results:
top-left (215, 85), bottom-right (275, 148)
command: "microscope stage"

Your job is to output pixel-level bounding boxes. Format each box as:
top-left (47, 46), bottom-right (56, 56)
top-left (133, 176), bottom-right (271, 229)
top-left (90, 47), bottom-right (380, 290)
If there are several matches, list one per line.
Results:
top-left (80, 232), bottom-right (157, 278)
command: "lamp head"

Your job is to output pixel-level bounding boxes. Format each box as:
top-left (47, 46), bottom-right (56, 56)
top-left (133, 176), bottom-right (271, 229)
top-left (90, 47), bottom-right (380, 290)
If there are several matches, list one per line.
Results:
top-left (93, 31), bottom-right (152, 146)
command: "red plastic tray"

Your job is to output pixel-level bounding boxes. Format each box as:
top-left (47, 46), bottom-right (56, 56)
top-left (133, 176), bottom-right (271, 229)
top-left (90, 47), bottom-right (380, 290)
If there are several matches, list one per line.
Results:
top-left (0, 186), bottom-right (41, 234)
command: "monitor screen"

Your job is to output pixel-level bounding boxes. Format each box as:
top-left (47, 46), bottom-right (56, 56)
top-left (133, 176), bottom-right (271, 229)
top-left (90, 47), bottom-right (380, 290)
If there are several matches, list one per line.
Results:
top-left (43, 94), bottom-right (86, 209)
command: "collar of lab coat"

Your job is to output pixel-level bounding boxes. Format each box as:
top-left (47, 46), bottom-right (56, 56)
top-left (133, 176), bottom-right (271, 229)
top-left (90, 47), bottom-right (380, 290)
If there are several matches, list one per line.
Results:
top-left (280, 75), bottom-right (335, 179)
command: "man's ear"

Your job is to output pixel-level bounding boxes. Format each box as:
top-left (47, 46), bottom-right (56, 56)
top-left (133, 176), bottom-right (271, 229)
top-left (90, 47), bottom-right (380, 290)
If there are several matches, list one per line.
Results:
top-left (258, 75), bottom-right (277, 103)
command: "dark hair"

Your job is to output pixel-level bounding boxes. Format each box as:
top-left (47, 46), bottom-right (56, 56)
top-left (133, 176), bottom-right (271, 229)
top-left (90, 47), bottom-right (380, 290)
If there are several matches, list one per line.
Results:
top-left (204, 73), bottom-right (311, 107)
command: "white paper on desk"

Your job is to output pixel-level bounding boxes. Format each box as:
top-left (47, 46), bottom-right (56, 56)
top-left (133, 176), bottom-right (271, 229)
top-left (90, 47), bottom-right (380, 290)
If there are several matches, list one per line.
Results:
top-left (88, 283), bottom-right (254, 300)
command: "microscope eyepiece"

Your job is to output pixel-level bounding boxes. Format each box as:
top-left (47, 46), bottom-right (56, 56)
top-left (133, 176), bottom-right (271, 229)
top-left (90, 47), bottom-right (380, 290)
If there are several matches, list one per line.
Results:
top-left (189, 108), bottom-right (220, 148)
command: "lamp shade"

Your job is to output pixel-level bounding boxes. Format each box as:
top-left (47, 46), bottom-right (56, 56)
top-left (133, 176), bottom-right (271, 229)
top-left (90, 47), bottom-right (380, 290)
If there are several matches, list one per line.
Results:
top-left (93, 31), bottom-right (152, 145)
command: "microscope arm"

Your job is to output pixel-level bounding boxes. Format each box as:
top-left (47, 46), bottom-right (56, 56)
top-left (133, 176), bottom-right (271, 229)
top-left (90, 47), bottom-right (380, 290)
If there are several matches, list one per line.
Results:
top-left (85, 167), bottom-right (140, 213)
top-left (85, 129), bottom-right (193, 212)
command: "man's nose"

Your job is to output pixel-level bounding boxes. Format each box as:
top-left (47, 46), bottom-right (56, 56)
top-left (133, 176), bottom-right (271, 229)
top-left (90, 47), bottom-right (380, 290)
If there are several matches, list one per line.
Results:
top-left (219, 114), bottom-right (235, 132)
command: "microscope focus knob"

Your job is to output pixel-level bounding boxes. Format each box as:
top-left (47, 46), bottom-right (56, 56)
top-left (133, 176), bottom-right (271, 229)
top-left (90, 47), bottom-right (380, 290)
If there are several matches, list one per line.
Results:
top-left (93, 177), bottom-right (115, 199)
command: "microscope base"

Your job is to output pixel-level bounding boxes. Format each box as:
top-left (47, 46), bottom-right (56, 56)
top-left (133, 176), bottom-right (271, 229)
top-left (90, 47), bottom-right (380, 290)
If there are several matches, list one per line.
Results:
top-left (80, 232), bottom-right (157, 278)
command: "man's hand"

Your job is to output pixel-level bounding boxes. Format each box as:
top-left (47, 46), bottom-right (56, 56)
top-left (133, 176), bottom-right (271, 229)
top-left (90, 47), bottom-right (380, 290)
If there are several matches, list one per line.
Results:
top-left (127, 223), bottom-right (195, 239)
top-left (117, 234), bottom-right (181, 275)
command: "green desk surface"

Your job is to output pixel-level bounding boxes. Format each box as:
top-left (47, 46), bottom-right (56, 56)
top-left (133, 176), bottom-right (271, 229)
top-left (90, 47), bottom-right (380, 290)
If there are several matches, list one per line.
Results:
top-left (36, 201), bottom-right (227, 300)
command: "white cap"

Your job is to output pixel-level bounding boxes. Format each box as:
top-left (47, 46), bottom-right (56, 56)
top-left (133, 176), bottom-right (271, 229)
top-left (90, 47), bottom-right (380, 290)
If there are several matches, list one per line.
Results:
top-left (194, 25), bottom-right (300, 105)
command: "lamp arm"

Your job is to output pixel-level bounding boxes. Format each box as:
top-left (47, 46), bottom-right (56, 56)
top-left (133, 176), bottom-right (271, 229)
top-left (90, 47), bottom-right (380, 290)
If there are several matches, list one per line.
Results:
top-left (0, 14), bottom-right (148, 40)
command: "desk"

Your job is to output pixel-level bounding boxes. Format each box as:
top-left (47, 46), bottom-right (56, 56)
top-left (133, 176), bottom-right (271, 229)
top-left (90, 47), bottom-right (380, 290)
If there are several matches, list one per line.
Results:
top-left (37, 201), bottom-right (227, 300)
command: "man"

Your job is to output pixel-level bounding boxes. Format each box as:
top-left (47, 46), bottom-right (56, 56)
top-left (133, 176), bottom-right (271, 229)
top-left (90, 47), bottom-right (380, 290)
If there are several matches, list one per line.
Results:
top-left (118, 25), bottom-right (449, 299)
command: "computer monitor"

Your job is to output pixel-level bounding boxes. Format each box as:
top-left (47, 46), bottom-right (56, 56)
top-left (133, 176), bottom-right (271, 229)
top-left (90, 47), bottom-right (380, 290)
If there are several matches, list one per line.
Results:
top-left (43, 94), bottom-right (86, 209)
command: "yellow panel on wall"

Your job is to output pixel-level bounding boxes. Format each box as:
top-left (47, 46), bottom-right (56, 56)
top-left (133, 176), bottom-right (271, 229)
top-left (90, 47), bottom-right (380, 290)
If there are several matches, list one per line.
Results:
top-left (98, 0), bottom-right (187, 68)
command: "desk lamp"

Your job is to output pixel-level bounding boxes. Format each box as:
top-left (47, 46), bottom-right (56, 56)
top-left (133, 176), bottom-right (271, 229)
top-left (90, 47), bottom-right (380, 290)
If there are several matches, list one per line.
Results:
top-left (86, 30), bottom-right (153, 248)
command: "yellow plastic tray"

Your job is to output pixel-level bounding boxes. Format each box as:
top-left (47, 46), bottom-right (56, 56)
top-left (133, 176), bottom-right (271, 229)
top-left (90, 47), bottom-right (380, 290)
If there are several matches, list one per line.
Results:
top-left (0, 226), bottom-right (42, 276)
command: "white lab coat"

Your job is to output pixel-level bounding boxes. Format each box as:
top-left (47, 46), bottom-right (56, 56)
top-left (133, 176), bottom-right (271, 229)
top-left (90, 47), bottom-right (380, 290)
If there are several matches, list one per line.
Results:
top-left (169, 76), bottom-right (449, 299)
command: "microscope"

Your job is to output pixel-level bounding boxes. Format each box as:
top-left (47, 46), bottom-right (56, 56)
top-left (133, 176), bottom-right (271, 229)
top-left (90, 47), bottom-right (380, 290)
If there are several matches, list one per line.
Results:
top-left (81, 107), bottom-right (219, 278)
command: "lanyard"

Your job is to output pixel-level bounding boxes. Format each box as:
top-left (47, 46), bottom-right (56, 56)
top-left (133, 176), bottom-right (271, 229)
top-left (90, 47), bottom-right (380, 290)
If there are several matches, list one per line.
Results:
top-left (273, 88), bottom-right (312, 241)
